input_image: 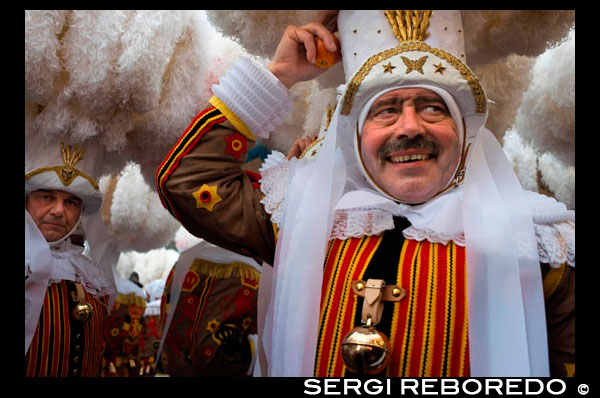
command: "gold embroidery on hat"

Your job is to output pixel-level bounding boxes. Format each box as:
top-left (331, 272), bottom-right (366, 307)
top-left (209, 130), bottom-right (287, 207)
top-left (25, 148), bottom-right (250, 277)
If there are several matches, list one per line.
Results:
top-left (434, 62), bottom-right (447, 74)
top-left (384, 10), bottom-right (432, 42)
top-left (341, 42), bottom-right (487, 116)
top-left (401, 56), bottom-right (427, 74)
top-left (382, 62), bottom-right (396, 74)
top-left (25, 142), bottom-right (99, 190)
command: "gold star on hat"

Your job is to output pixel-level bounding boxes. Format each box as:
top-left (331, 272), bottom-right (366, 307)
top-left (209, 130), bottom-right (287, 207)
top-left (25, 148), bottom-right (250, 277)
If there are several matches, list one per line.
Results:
top-left (382, 62), bottom-right (396, 74)
top-left (434, 62), bottom-right (446, 74)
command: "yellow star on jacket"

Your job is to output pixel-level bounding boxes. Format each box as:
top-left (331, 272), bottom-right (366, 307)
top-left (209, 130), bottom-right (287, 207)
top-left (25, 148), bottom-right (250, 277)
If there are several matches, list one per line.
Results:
top-left (192, 184), bottom-right (222, 212)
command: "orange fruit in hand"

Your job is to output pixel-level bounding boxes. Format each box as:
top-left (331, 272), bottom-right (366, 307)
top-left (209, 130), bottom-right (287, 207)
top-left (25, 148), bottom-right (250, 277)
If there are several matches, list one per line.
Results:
top-left (314, 35), bottom-right (341, 69)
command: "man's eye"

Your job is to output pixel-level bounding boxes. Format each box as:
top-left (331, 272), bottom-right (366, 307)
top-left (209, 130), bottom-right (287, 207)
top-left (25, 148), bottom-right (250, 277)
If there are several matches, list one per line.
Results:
top-left (65, 200), bottom-right (81, 209)
top-left (422, 105), bottom-right (447, 114)
top-left (375, 107), bottom-right (399, 117)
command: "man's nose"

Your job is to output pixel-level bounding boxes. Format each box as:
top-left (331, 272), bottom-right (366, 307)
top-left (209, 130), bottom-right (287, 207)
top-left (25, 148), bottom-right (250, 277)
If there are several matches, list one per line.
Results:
top-left (393, 107), bottom-right (425, 138)
top-left (49, 200), bottom-right (66, 217)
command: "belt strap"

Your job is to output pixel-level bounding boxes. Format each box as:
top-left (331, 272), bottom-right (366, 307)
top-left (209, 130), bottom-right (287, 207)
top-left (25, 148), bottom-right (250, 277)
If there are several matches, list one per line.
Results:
top-left (351, 279), bottom-right (405, 325)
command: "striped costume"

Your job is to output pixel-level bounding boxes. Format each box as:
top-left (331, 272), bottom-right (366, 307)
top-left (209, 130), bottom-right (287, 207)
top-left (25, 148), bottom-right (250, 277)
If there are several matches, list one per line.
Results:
top-left (156, 99), bottom-right (575, 377)
top-left (25, 280), bottom-right (109, 377)
top-left (316, 217), bottom-right (468, 377)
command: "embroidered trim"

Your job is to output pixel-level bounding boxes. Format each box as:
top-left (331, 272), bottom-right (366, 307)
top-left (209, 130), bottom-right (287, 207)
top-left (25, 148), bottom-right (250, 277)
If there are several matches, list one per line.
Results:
top-left (209, 95), bottom-right (257, 141)
top-left (192, 183), bottom-right (222, 212)
top-left (224, 131), bottom-right (248, 160)
top-left (384, 10), bottom-right (433, 42)
top-left (341, 41), bottom-right (486, 115)
top-left (25, 142), bottom-right (99, 190)
top-left (155, 106), bottom-right (226, 219)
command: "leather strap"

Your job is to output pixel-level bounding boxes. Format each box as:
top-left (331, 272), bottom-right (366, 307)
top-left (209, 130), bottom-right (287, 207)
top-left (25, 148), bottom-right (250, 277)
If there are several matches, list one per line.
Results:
top-left (351, 279), bottom-right (406, 325)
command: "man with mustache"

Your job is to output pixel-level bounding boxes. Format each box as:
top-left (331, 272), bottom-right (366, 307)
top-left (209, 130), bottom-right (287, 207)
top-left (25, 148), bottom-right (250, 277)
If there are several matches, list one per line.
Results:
top-left (25, 140), bottom-right (115, 377)
top-left (157, 10), bottom-right (574, 377)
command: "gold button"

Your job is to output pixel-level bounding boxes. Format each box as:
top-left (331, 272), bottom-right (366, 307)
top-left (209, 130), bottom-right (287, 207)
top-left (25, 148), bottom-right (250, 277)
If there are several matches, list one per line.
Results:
top-left (73, 369), bottom-right (79, 375)
top-left (75, 345), bottom-right (81, 352)
top-left (74, 356), bottom-right (80, 364)
top-left (392, 288), bottom-right (402, 297)
top-left (356, 282), bottom-right (364, 292)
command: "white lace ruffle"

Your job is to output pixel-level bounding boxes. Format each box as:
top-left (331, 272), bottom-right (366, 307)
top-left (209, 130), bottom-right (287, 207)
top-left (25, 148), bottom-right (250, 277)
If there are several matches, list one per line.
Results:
top-left (534, 220), bottom-right (575, 268)
top-left (330, 208), bottom-right (395, 240)
top-left (260, 171), bottom-right (575, 265)
top-left (259, 151), bottom-right (289, 226)
top-left (403, 226), bottom-right (466, 246)
top-left (47, 244), bottom-right (114, 298)
top-left (527, 191), bottom-right (575, 268)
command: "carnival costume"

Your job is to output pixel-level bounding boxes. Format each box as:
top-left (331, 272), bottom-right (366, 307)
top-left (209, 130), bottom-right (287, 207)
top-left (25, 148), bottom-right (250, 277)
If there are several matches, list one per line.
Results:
top-left (157, 10), bottom-right (574, 377)
top-left (25, 138), bottom-right (116, 376)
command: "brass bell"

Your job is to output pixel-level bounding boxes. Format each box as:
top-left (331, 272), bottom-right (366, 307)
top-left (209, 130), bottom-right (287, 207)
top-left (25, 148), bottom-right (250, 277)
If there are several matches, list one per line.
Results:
top-left (72, 301), bottom-right (93, 322)
top-left (341, 317), bottom-right (391, 375)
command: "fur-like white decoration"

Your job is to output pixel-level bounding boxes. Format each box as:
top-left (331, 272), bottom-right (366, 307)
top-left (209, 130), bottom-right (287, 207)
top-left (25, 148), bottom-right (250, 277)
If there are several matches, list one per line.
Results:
top-left (102, 162), bottom-right (181, 252)
top-left (261, 80), bottom-right (315, 152)
top-left (116, 248), bottom-right (179, 286)
top-left (25, 10), bottom-right (245, 186)
top-left (514, 28), bottom-right (575, 168)
top-left (206, 10), bottom-right (320, 59)
top-left (462, 10), bottom-right (575, 66)
top-left (538, 153), bottom-right (575, 210)
top-left (174, 226), bottom-right (202, 253)
top-left (25, 10), bottom-right (68, 105)
top-left (302, 82), bottom-right (339, 138)
top-left (472, 54), bottom-right (534, 140)
top-left (502, 129), bottom-right (539, 192)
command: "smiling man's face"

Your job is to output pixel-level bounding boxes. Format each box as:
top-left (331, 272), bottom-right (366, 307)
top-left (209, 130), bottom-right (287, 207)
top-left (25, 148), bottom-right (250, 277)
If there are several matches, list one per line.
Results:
top-left (359, 88), bottom-right (461, 203)
top-left (26, 189), bottom-right (83, 242)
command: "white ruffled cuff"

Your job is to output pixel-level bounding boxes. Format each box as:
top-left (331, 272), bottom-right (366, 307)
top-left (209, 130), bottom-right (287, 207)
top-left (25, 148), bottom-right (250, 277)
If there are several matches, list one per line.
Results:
top-left (211, 56), bottom-right (293, 139)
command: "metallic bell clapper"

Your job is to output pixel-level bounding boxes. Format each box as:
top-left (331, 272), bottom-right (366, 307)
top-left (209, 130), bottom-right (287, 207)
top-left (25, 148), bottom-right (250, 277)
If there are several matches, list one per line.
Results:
top-left (341, 317), bottom-right (391, 375)
top-left (73, 301), bottom-right (93, 322)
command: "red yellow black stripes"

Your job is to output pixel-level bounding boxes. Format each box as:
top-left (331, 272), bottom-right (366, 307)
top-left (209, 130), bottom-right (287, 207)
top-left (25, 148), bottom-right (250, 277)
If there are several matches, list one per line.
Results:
top-left (315, 235), bottom-right (383, 376)
top-left (387, 240), bottom-right (468, 377)
top-left (156, 106), bottom-right (226, 220)
top-left (25, 281), bottom-right (108, 377)
top-left (314, 224), bottom-right (469, 377)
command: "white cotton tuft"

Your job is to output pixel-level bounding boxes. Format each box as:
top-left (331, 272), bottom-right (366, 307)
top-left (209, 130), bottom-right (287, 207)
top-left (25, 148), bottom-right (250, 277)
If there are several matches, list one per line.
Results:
top-left (502, 129), bottom-right (539, 192)
top-left (25, 10), bottom-right (68, 105)
top-left (26, 10), bottom-right (247, 187)
top-left (514, 28), bottom-right (575, 168)
top-left (62, 10), bottom-right (130, 116)
top-left (132, 247), bottom-right (179, 286)
top-left (302, 83), bottom-right (338, 138)
top-left (538, 153), bottom-right (575, 210)
top-left (115, 10), bottom-right (190, 113)
top-left (128, 10), bottom-right (246, 186)
top-left (463, 10), bottom-right (574, 67)
top-left (473, 54), bottom-right (534, 140)
top-left (103, 162), bottom-right (181, 252)
top-left (205, 10), bottom-right (320, 58)
top-left (174, 226), bottom-right (203, 253)
top-left (116, 249), bottom-right (178, 287)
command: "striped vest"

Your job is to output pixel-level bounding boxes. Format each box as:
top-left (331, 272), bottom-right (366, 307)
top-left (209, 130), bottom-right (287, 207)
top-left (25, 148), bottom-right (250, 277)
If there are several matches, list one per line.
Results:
top-left (25, 280), bottom-right (109, 377)
top-left (315, 217), bottom-right (469, 377)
